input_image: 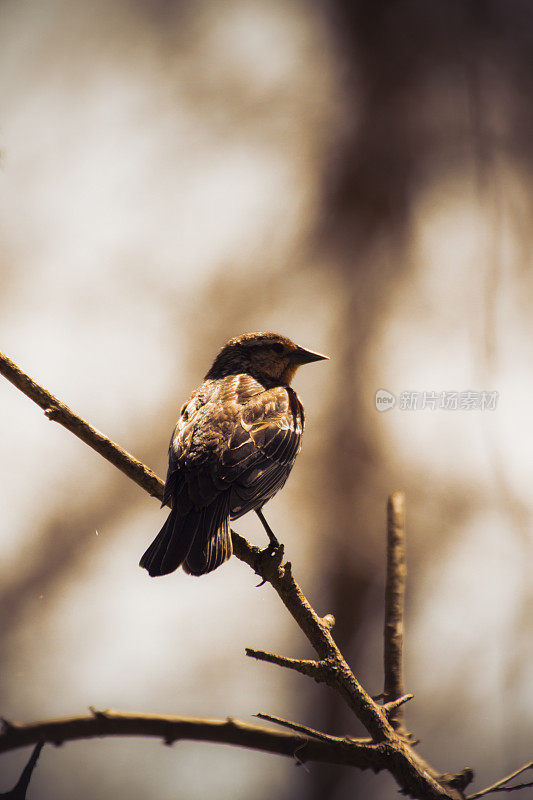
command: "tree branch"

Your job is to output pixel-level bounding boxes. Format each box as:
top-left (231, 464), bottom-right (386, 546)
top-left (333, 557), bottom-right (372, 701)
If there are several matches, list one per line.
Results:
top-left (0, 742), bottom-right (43, 799)
top-left (384, 491), bottom-right (407, 730)
top-left (466, 763), bottom-right (533, 799)
top-left (254, 712), bottom-right (364, 745)
top-left (0, 350), bottom-right (163, 501)
top-left (0, 710), bottom-right (380, 770)
top-left (245, 648), bottom-right (331, 681)
top-left (382, 694), bottom-right (414, 717)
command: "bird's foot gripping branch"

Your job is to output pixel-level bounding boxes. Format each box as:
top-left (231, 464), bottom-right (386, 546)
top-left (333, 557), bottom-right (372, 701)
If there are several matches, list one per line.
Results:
top-left (1, 348), bottom-right (531, 800)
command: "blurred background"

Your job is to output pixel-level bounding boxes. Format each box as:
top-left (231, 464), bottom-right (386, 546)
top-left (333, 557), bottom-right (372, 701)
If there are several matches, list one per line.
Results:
top-left (1, 0), bottom-right (532, 798)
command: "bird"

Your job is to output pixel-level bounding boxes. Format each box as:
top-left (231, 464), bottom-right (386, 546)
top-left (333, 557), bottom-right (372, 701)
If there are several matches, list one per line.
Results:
top-left (140, 331), bottom-right (328, 577)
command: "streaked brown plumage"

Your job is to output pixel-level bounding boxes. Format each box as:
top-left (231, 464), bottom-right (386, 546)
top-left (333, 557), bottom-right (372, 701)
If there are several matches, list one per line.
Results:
top-left (140, 332), bottom-right (328, 577)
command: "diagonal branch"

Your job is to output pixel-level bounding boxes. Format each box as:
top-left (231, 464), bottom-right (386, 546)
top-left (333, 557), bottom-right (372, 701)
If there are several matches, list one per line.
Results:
top-left (233, 541), bottom-right (417, 753)
top-left (0, 710), bottom-right (380, 770)
top-left (0, 350), bottom-right (163, 501)
top-left (468, 783), bottom-right (533, 797)
top-left (245, 648), bottom-right (331, 681)
top-left (254, 712), bottom-right (362, 745)
top-left (466, 763), bottom-right (533, 799)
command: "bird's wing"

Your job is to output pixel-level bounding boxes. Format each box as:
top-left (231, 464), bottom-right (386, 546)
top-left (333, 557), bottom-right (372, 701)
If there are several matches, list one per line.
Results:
top-left (214, 383), bottom-right (303, 517)
top-left (163, 374), bottom-right (303, 514)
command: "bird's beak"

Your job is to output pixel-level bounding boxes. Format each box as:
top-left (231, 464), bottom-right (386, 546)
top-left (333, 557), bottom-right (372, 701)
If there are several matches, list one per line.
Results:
top-left (292, 345), bottom-right (329, 365)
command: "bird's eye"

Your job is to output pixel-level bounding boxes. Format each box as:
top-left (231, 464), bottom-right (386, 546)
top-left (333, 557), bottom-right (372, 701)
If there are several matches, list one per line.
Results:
top-left (272, 343), bottom-right (285, 354)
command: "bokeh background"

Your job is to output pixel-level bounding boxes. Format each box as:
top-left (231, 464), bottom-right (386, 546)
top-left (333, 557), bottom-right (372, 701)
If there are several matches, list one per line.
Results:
top-left (1, 0), bottom-right (532, 798)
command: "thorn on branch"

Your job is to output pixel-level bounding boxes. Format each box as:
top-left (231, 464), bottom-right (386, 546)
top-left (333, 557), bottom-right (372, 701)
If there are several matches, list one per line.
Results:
top-left (292, 741), bottom-right (312, 772)
top-left (89, 707), bottom-right (109, 720)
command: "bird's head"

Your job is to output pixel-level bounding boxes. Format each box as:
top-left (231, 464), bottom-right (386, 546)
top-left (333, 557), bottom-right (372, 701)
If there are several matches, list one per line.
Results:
top-left (205, 332), bottom-right (328, 385)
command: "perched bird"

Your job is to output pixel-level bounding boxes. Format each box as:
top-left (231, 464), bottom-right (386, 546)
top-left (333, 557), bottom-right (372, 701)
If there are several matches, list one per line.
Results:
top-left (140, 332), bottom-right (328, 577)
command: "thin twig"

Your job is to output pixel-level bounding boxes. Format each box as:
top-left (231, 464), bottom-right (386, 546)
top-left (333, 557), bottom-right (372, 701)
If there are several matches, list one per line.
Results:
top-left (471, 784), bottom-right (533, 796)
top-left (382, 694), bottom-right (414, 716)
top-left (0, 742), bottom-right (43, 799)
top-left (0, 710), bottom-right (379, 770)
top-left (384, 491), bottom-right (407, 730)
top-left (254, 713), bottom-right (353, 745)
top-left (467, 763), bottom-right (533, 799)
top-left (245, 649), bottom-right (331, 681)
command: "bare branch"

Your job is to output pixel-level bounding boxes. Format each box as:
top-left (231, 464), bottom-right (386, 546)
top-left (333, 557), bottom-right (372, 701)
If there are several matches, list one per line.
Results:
top-left (254, 713), bottom-right (358, 745)
top-left (467, 763), bottom-right (533, 799)
top-left (0, 350), bottom-right (164, 501)
top-left (469, 784), bottom-right (533, 797)
top-left (0, 742), bottom-right (43, 799)
top-left (382, 694), bottom-right (414, 716)
top-left (0, 710), bottom-right (381, 771)
top-left (384, 491), bottom-right (407, 730)
top-left (233, 539), bottom-right (391, 734)
top-left (233, 539), bottom-right (461, 799)
top-left (245, 648), bottom-right (331, 681)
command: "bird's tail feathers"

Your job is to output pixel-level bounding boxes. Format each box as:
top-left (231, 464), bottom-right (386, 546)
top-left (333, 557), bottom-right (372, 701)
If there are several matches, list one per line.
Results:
top-left (183, 494), bottom-right (232, 576)
top-left (139, 505), bottom-right (200, 577)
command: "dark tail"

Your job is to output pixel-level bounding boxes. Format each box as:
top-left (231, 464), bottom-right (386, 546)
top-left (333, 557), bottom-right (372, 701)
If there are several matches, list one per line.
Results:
top-left (140, 495), bottom-right (232, 577)
top-left (139, 505), bottom-right (198, 576)
top-left (183, 495), bottom-right (232, 576)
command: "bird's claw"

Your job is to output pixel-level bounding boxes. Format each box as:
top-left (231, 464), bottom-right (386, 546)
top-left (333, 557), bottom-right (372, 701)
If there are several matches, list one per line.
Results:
top-left (255, 542), bottom-right (284, 586)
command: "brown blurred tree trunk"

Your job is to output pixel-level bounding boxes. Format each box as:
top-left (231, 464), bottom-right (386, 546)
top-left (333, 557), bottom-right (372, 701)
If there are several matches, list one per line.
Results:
top-left (303, 0), bottom-right (533, 793)
top-left (306, 2), bottom-right (474, 798)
